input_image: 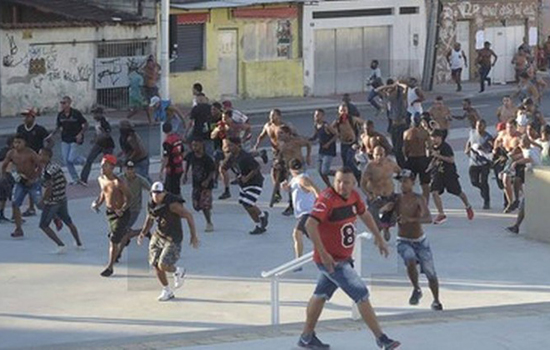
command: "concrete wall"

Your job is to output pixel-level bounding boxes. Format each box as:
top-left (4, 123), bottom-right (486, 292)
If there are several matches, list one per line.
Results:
top-left (525, 167), bottom-right (550, 244)
top-left (169, 6), bottom-right (303, 105)
top-left (542, 0), bottom-right (550, 42)
top-left (0, 24), bottom-right (156, 117)
top-left (302, 0), bottom-right (427, 95)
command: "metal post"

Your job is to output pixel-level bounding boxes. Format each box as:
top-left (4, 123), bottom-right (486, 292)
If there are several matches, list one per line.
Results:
top-left (351, 238), bottom-right (362, 320)
top-left (160, 0), bottom-right (170, 99)
top-left (271, 277), bottom-right (280, 325)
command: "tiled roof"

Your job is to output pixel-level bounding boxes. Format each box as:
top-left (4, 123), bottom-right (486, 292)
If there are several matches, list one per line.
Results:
top-left (1, 0), bottom-right (154, 28)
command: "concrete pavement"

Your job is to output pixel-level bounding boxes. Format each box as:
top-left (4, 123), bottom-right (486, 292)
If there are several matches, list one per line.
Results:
top-left (2, 130), bottom-right (550, 349)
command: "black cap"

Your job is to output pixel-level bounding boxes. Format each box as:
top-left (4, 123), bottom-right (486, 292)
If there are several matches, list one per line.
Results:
top-left (431, 129), bottom-right (446, 138)
top-left (125, 160), bottom-right (135, 168)
top-left (289, 158), bottom-right (303, 171)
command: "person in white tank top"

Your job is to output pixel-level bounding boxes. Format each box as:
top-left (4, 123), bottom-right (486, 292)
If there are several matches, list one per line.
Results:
top-left (403, 78), bottom-right (425, 123)
top-left (281, 158), bottom-right (320, 260)
top-left (446, 42), bottom-right (468, 92)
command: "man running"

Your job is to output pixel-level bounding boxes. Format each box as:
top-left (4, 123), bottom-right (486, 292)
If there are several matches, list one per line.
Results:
top-left (0, 136), bottom-right (15, 222)
top-left (118, 120), bottom-right (151, 182)
top-left (465, 120), bottom-right (494, 209)
top-left (81, 106), bottom-right (115, 185)
top-left (298, 167), bottom-right (399, 350)
top-left (226, 137), bottom-right (269, 235)
top-left (405, 78), bottom-right (425, 123)
top-left (332, 104), bottom-right (363, 182)
top-left (429, 130), bottom-right (474, 224)
top-left (38, 147), bottom-right (83, 253)
top-left (391, 169), bottom-right (442, 310)
top-left (495, 119), bottom-right (522, 212)
top-left (310, 109), bottom-right (338, 187)
top-left (476, 41), bottom-right (498, 93)
top-left (91, 154), bottom-right (131, 277)
top-left (137, 182), bottom-right (199, 301)
top-left (361, 146), bottom-right (401, 241)
top-left (183, 139), bottom-right (216, 232)
top-left (452, 98), bottom-right (480, 129)
top-left (496, 96), bottom-right (518, 124)
top-left (360, 120), bottom-right (392, 160)
top-left (447, 42), bottom-right (468, 91)
top-left (403, 114), bottom-right (432, 202)
top-left (428, 96), bottom-right (452, 140)
top-left (281, 158), bottom-right (320, 260)
top-left (376, 79), bottom-right (408, 166)
top-left (160, 122), bottom-right (185, 197)
top-left (1, 134), bottom-right (42, 238)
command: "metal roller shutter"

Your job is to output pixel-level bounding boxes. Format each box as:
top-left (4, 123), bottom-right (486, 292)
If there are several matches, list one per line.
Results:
top-left (170, 24), bottom-right (204, 72)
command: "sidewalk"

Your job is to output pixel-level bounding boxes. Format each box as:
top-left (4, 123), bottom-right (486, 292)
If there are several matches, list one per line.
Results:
top-left (0, 80), bottom-right (520, 137)
top-left (2, 147), bottom-right (550, 349)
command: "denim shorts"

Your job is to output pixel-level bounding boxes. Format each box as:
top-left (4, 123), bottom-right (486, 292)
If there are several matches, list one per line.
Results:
top-left (40, 199), bottom-right (72, 228)
top-left (397, 237), bottom-right (437, 280)
top-left (317, 154), bottom-right (334, 176)
top-left (313, 259), bottom-right (369, 304)
top-left (13, 180), bottom-right (42, 207)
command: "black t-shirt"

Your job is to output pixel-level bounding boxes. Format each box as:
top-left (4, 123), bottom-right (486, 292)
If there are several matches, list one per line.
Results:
top-left (95, 117), bottom-right (115, 149)
top-left (314, 122), bottom-right (337, 157)
top-left (16, 123), bottom-right (49, 153)
top-left (190, 103), bottom-right (212, 140)
top-left (433, 142), bottom-right (457, 175)
top-left (184, 152), bottom-right (215, 189)
top-left (234, 150), bottom-right (264, 187)
top-left (56, 108), bottom-right (87, 143)
top-left (148, 193), bottom-right (184, 243)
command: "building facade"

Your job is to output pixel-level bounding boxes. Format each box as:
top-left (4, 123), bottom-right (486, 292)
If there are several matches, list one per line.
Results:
top-left (302, 0), bottom-right (427, 96)
top-left (0, 0), bottom-right (156, 117)
top-left (435, 0), bottom-right (539, 84)
top-left (169, 1), bottom-right (303, 104)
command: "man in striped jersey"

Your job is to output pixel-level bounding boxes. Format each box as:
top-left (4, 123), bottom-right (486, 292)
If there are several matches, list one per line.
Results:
top-left (225, 137), bottom-right (269, 235)
top-left (38, 148), bottom-right (83, 254)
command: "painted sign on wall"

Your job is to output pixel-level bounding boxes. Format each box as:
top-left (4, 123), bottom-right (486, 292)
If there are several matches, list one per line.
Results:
top-left (94, 56), bottom-right (148, 89)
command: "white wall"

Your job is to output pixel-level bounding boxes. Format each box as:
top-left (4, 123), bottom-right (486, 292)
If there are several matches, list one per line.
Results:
top-left (302, 0), bottom-right (427, 95)
top-left (0, 24), bottom-right (156, 117)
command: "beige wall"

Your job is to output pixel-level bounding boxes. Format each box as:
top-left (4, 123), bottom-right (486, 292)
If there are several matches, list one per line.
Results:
top-left (525, 167), bottom-right (550, 244)
top-left (542, 0), bottom-right (550, 41)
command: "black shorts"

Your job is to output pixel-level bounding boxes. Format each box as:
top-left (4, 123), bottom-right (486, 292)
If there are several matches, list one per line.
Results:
top-left (430, 172), bottom-right (462, 196)
top-left (405, 156), bottom-right (431, 185)
top-left (295, 214), bottom-right (310, 237)
top-left (451, 68), bottom-right (462, 78)
top-left (164, 172), bottom-right (182, 197)
top-left (106, 209), bottom-right (131, 244)
top-left (515, 164), bottom-right (526, 184)
top-left (273, 157), bottom-right (289, 182)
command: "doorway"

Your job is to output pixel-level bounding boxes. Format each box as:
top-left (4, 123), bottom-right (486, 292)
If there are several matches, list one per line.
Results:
top-left (218, 30), bottom-right (238, 98)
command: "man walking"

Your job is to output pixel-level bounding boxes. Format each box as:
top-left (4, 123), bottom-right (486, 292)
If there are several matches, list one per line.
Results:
top-left (465, 120), bottom-right (493, 209)
top-left (80, 106), bottom-right (115, 185)
top-left (476, 41), bottom-right (498, 93)
top-left (46, 96), bottom-right (88, 184)
top-left (298, 168), bottom-right (399, 350)
top-left (38, 148), bottom-right (83, 253)
top-left (138, 182), bottom-right (199, 301)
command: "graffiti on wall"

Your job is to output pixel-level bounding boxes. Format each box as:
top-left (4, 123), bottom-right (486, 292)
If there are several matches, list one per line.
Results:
top-left (276, 20), bottom-right (292, 58)
top-left (94, 56), bottom-right (147, 89)
top-left (435, 0), bottom-right (537, 84)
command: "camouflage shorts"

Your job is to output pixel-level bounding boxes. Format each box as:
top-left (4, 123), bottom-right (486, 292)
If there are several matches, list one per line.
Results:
top-left (148, 233), bottom-right (181, 268)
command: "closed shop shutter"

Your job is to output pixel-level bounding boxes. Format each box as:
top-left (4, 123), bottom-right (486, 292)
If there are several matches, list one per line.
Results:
top-left (170, 24), bottom-right (205, 72)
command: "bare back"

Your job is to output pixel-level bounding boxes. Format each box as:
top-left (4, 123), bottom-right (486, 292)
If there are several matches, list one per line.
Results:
top-left (429, 106), bottom-right (451, 130)
top-left (403, 127), bottom-right (430, 158)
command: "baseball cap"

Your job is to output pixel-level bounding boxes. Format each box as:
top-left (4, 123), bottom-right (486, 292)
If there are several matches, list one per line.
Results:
top-left (102, 154), bottom-right (117, 166)
top-left (395, 169), bottom-right (415, 181)
top-left (151, 181), bottom-right (164, 193)
top-left (20, 108), bottom-right (37, 117)
top-left (149, 96), bottom-right (161, 107)
top-left (222, 100), bottom-right (233, 109)
top-left (125, 160), bottom-right (135, 168)
top-left (289, 158), bottom-right (303, 171)
top-left (496, 122), bottom-right (506, 132)
top-left (430, 129), bottom-right (446, 138)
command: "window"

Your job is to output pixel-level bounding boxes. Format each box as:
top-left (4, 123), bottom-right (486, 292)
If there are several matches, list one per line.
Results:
top-left (243, 20), bottom-right (292, 61)
top-left (170, 22), bottom-right (205, 72)
top-left (399, 7), bottom-right (420, 15)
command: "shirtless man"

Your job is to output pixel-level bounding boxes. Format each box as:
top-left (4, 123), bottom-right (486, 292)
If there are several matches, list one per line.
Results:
top-left (361, 146), bottom-right (401, 241)
top-left (476, 41), bottom-right (498, 92)
top-left (428, 96), bottom-right (452, 140)
top-left (452, 99), bottom-right (480, 129)
top-left (271, 125), bottom-right (312, 212)
top-left (332, 104), bottom-right (363, 182)
top-left (1, 134), bottom-right (42, 238)
top-left (496, 96), bottom-right (518, 124)
top-left (92, 154), bottom-right (132, 277)
top-left (512, 49), bottom-right (530, 83)
top-left (495, 119), bottom-right (523, 213)
top-left (403, 114), bottom-right (432, 202)
top-left (360, 120), bottom-right (392, 160)
top-left (391, 169), bottom-right (442, 310)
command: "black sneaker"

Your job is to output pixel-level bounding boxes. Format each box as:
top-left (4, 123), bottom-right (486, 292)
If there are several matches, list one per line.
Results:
top-left (0, 215), bottom-right (9, 223)
top-left (260, 211), bottom-right (269, 229)
top-left (376, 334), bottom-right (401, 349)
top-left (483, 202), bottom-right (491, 210)
top-left (260, 149), bottom-right (268, 164)
top-left (504, 200), bottom-right (519, 213)
top-left (431, 300), bottom-right (443, 311)
top-left (249, 226), bottom-right (266, 235)
top-left (506, 225), bottom-right (519, 234)
top-left (383, 228), bottom-right (391, 242)
top-left (487, 78), bottom-right (492, 86)
top-left (297, 332), bottom-right (330, 349)
top-left (100, 268), bottom-right (113, 277)
top-left (282, 205), bottom-right (294, 216)
top-left (218, 190), bottom-right (231, 200)
top-left (409, 288), bottom-right (422, 305)
top-left (273, 192), bottom-right (282, 204)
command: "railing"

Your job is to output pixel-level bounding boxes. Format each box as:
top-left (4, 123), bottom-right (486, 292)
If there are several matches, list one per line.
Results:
top-left (261, 232), bottom-right (372, 325)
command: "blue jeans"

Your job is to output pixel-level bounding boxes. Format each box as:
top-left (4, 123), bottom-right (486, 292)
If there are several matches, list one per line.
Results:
top-left (479, 65), bottom-right (491, 91)
top-left (397, 237), bottom-right (437, 280)
top-left (61, 142), bottom-right (85, 182)
top-left (367, 90), bottom-right (381, 110)
top-left (80, 144), bottom-right (113, 183)
top-left (314, 259), bottom-right (369, 303)
top-left (13, 180), bottom-right (42, 207)
top-left (340, 143), bottom-right (361, 182)
top-left (317, 154), bottom-right (334, 176)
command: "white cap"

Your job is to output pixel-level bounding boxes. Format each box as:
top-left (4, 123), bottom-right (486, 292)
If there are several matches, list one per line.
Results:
top-left (149, 96), bottom-right (161, 107)
top-left (151, 181), bottom-right (164, 192)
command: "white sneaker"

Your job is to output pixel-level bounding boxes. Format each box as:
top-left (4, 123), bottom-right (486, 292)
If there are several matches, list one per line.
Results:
top-left (75, 244), bottom-right (85, 251)
top-left (157, 288), bottom-right (174, 302)
top-left (52, 246), bottom-right (67, 255)
top-left (174, 267), bottom-right (186, 289)
top-left (205, 223), bottom-right (214, 232)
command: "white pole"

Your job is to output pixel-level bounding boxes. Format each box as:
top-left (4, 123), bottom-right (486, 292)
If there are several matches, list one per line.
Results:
top-left (271, 277), bottom-right (280, 325)
top-left (351, 237), bottom-right (362, 320)
top-left (160, 0), bottom-right (170, 99)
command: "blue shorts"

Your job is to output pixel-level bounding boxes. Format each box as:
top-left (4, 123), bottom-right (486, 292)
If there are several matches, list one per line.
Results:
top-left (12, 180), bottom-right (42, 208)
top-left (317, 154), bottom-right (334, 176)
top-left (313, 259), bottom-right (369, 304)
top-left (397, 237), bottom-right (437, 280)
top-left (40, 199), bottom-right (72, 228)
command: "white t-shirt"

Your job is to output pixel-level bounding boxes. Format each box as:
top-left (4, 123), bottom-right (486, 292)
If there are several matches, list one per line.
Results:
top-left (290, 173), bottom-right (316, 218)
top-left (523, 146), bottom-right (541, 169)
top-left (407, 87), bottom-right (423, 115)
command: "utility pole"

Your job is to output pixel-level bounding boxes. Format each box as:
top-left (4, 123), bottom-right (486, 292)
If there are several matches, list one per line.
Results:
top-left (160, 0), bottom-right (170, 99)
